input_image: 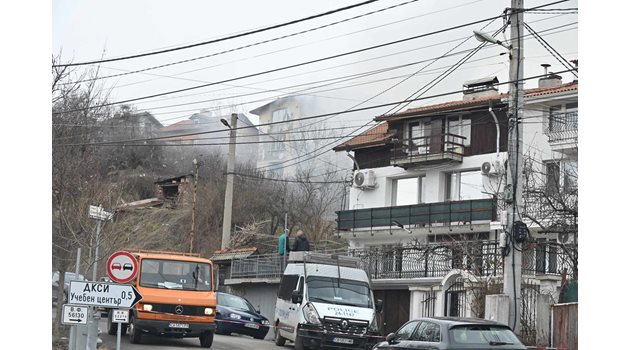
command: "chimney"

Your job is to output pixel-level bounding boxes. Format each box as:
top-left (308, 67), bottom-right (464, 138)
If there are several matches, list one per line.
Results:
top-left (462, 76), bottom-right (500, 101)
top-left (538, 64), bottom-right (562, 88)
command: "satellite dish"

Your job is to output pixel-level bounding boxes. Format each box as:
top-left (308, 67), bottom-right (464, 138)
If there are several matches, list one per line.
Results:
top-left (481, 162), bottom-right (492, 174)
top-left (354, 172), bottom-right (365, 186)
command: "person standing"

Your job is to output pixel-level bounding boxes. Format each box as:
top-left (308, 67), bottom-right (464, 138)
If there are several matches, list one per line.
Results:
top-left (292, 230), bottom-right (310, 252)
top-left (278, 229), bottom-right (291, 256)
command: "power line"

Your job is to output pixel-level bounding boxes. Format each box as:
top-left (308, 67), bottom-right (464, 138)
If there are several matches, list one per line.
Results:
top-left (52, 0), bottom-right (383, 67)
top-left (523, 22), bottom-right (577, 78)
top-left (53, 12), bottom-right (520, 115)
top-left (64, 0), bottom-right (425, 84)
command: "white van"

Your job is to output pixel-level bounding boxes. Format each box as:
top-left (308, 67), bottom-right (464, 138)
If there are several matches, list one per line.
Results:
top-left (273, 251), bottom-right (383, 350)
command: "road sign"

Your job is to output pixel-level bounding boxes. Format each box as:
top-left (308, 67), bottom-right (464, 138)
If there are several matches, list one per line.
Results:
top-left (62, 304), bottom-right (88, 325)
top-left (89, 205), bottom-right (113, 221)
top-left (112, 309), bottom-right (129, 323)
top-left (69, 281), bottom-right (142, 308)
top-left (107, 251), bottom-right (138, 283)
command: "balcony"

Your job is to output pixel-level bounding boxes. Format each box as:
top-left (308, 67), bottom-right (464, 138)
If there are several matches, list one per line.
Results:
top-left (336, 198), bottom-right (496, 231)
top-left (544, 112), bottom-right (577, 153)
top-left (391, 133), bottom-right (465, 168)
top-left (222, 241), bottom-right (575, 282)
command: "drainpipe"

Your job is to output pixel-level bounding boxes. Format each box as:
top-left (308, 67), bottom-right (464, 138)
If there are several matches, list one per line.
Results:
top-left (488, 104), bottom-right (500, 157)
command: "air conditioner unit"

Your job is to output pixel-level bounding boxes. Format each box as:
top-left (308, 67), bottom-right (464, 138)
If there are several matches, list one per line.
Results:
top-left (481, 160), bottom-right (502, 176)
top-left (353, 170), bottom-right (377, 189)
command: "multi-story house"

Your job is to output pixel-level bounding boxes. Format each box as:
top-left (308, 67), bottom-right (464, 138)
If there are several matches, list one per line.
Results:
top-left (249, 95), bottom-right (351, 178)
top-left (332, 71), bottom-right (577, 337)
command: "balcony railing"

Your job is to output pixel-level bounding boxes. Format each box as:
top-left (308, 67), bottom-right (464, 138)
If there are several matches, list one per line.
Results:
top-left (224, 241), bottom-right (575, 281)
top-left (544, 112), bottom-right (578, 143)
top-left (391, 133), bottom-right (465, 167)
top-left (336, 198), bottom-right (496, 231)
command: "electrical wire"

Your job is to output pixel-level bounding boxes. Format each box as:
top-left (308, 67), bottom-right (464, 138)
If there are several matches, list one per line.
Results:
top-left (52, 0), bottom-right (383, 67)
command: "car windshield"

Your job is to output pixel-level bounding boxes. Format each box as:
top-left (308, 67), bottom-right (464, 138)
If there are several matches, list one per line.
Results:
top-left (306, 276), bottom-right (371, 308)
top-left (139, 259), bottom-right (212, 291)
top-left (450, 325), bottom-right (520, 345)
top-left (218, 294), bottom-right (256, 313)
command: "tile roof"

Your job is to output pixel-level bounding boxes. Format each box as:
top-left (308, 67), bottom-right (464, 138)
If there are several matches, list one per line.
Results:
top-left (332, 123), bottom-right (391, 151)
top-left (337, 81), bottom-right (577, 151)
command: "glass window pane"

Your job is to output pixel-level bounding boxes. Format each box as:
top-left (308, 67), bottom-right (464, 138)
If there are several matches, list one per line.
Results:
top-left (395, 178), bottom-right (419, 205)
top-left (396, 321), bottom-right (419, 341)
top-left (459, 170), bottom-right (487, 200)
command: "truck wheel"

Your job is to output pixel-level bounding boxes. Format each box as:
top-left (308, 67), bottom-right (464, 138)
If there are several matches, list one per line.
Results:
top-left (128, 315), bottom-right (142, 344)
top-left (274, 322), bottom-right (286, 346)
top-left (200, 331), bottom-right (214, 348)
top-left (294, 333), bottom-right (305, 350)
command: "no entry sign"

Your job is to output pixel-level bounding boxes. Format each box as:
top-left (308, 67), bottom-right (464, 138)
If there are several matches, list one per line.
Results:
top-left (107, 251), bottom-right (138, 283)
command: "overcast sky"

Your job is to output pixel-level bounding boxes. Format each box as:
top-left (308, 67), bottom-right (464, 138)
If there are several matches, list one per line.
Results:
top-left (52, 0), bottom-right (578, 127)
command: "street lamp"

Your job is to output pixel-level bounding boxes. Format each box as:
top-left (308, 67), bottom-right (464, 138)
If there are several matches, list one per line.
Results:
top-left (473, 0), bottom-right (524, 334)
top-left (221, 113), bottom-right (238, 249)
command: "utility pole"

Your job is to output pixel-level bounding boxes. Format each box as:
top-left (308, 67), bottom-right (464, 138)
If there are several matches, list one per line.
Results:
top-left (503, 0), bottom-right (524, 334)
top-left (190, 158), bottom-right (200, 253)
top-left (221, 113), bottom-right (238, 249)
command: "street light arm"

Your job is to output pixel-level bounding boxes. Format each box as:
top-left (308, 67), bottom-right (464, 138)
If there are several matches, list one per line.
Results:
top-left (473, 30), bottom-right (511, 50)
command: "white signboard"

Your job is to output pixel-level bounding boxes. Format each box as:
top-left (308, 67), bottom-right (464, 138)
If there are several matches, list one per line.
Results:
top-left (89, 205), bottom-right (113, 221)
top-left (112, 309), bottom-right (129, 323)
top-left (62, 304), bottom-right (88, 325)
top-left (69, 281), bottom-right (142, 308)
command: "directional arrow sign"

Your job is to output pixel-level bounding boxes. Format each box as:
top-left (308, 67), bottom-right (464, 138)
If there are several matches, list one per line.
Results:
top-left (62, 304), bottom-right (88, 325)
top-left (69, 281), bottom-right (142, 308)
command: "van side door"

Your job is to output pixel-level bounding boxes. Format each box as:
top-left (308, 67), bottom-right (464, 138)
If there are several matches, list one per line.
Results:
top-left (276, 274), bottom-right (300, 340)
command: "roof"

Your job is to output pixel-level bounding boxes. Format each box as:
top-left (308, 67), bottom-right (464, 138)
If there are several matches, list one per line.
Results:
top-left (332, 123), bottom-right (391, 152)
top-left (339, 81), bottom-right (577, 151)
top-left (211, 247), bottom-right (258, 261)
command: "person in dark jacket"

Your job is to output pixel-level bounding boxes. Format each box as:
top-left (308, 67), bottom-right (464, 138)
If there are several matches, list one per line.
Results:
top-left (292, 230), bottom-right (310, 252)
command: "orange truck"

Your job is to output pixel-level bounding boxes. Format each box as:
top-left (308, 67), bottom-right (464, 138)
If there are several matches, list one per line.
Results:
top-left (105, 250), bottom-right (217, 347)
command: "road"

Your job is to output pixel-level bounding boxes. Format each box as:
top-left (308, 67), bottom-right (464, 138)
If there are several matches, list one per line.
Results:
top-left (98, 318), bottom-right (294, 350)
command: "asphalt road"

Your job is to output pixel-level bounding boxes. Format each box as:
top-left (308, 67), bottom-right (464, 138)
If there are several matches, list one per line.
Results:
top-left (98, 318), bottom-right (295, 350)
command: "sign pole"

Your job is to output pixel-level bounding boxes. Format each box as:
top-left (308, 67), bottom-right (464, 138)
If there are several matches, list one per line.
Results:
top-left (69, 247), bottom-right (81, 350)
top-left (116, 318), bottom-right (121, 350)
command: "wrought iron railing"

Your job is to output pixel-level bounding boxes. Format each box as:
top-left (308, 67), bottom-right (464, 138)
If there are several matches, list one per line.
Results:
top-left (225, 241), bottom-right (575, 281)
top-left (336, 198), bottom-right (496, 231)
top-left (391, 133), bottom-right (466, 165)
top-left (544, 112), bottom-right (578, 143)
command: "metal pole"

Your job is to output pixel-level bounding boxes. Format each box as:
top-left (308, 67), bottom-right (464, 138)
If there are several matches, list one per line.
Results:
top-left (221, 113), bottom-right (238, 249)
top-left (503, 0), bottom-right (524, 334)
top-left (191, 158), bottom-right (199, 253)
top-left (69, 247), bottom-right (81, 350)
top-left (116, 317), bottom-right (121, 350)
top-left (92, 218), bottom-right (102, 281)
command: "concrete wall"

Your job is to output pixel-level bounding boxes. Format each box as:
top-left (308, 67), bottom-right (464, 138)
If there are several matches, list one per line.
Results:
top-left (228, 283), bottom-right (280, 340)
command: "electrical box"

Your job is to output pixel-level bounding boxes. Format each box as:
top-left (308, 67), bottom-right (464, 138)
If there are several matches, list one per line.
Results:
top-left (512, 221), bottom-right (529, 243)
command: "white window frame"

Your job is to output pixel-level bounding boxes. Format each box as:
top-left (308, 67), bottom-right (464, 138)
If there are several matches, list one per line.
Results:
top-left (392, 176), bottom-right (425, 206)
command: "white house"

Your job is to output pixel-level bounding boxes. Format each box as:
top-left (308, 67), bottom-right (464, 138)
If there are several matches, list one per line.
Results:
top-left (332, 72), bottom-right (577, 337)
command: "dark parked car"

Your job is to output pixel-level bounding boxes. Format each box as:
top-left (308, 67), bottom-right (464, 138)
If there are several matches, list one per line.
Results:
top-left (52, 271), bottom-right (87, 305)
top-left (215, 292), bottom-right (270, 339)
top-left (372, 317), bottom-right (526, 350)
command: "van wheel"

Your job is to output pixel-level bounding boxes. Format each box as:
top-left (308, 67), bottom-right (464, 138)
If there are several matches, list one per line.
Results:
top-left (128, 315), bottom-right (142, 344)
top-left (274, 321), bottom-right (286, 346)
top-left (200, 331), bottom-right (214, 348)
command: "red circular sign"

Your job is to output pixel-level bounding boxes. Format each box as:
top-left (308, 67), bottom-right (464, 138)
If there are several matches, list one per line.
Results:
top-left (106, 251), bottom-right (138, 283)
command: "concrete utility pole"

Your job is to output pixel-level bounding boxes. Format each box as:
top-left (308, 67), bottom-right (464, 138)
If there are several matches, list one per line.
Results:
top-left (503, 0), bottom-right (524, 334)
top-left (190, 158), bottom-right (200, 253)
top-left (221, 113), bottom-right (238, 249)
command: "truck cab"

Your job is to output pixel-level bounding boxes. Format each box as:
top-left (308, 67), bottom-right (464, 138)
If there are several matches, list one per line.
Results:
top-left (273, 252), bottom-right (383, 350)
top-left (106, 250), bottom-right (217, 348)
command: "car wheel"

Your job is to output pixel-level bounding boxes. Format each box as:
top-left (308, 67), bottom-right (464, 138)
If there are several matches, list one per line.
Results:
top-left (128, 315), bottom-right (142, 344)
top-left (274, 321), bottom-right (286, 346)
top-left (200, 331), bottom-right (214, 348)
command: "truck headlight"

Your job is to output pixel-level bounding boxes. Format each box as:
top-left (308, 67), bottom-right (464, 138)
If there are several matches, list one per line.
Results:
top-left (204, 308), bottom-right (213, 315)
top-left (368, 313), bottom-right (379, 332)
top-left (302, 303), bottom-right (321, 325)
top-left (229, 313), bottom-right (242, 319)
top-left (143, 304), bottom-right (153, 311)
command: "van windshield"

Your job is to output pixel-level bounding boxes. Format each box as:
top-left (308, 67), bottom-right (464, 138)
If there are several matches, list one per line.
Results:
top-left (139, 259), bottom-right (212, 291)
top-left (306, 276), bottom-right (371, 308)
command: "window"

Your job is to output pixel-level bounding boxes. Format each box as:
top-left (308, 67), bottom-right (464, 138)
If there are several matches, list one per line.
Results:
top-left (548, 102), bottom-right (578, 132)
top-left (272, 108), bottom-right (289, 123)
top-left (392, 176), bottom-right (425, 205)
top-left (408, 119), bottom-right (430, 154)
top-left (446, 170), bottom-right (488, 201)
top-left (395, 321), bottom-right (420, 341)
top-left (413, 321), bottom-right (441, 342)
top-left (563, 161), bottom-right (577, 191)
top-left (450, 325), bottom-right (520, 345)
top-left (278, 275), bottom-right (299, 301)
top-left (545, 160), bottom-right (577, 194)
top-left (447, 116), bottom-right (471, 147)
